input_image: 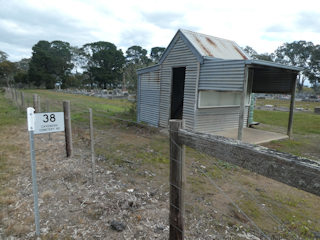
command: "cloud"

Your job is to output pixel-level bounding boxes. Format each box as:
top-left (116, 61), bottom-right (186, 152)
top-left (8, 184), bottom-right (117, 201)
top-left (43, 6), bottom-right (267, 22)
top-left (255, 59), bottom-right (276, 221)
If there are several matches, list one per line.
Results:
top-left (295, 11), bottom-right (320, 32)
top-left (1, 0), bottom-right (320, 62)
top-left (265, 25), bottom-right (288, 33)
top-left (141, 11), bottom-right (185, 29)
top-left (119, 29), bottom-right (153, 50)
top-left (0, 1), bottom-right (98, 60)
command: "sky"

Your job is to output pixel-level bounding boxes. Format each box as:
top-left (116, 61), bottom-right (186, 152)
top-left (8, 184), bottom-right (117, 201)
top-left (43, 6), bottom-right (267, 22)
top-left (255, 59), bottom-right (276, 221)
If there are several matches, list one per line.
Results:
top-left (1, 0), bottom-right (320, 62)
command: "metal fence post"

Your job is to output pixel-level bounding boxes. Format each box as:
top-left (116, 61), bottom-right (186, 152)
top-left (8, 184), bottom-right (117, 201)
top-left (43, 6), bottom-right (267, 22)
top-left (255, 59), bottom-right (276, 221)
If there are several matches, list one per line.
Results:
top-left (27, 108), bottom-right (40, 237)
top-left (89, 108), bottom-right (96, 184)
top-left (46, 100), bottom-right (51, 140)
top-left (169, 119), bottom-right (185, 240)
top-left (63, 101), bottom-right (73, 157)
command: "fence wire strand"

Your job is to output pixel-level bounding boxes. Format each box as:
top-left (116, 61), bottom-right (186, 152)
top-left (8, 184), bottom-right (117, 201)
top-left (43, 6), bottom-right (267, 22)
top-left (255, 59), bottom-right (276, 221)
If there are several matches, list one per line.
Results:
top-left (3, 88), bottom-right (310, 239)
top-left (169, 136), bottom-right (272, 240)
top-left (194, 149), bottom-right (300, 239)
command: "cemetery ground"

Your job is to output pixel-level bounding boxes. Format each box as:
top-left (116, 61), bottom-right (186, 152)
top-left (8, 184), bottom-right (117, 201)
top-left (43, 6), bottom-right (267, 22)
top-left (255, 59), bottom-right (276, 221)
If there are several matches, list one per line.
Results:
top-left (0, 89), bottom-right (320, 239)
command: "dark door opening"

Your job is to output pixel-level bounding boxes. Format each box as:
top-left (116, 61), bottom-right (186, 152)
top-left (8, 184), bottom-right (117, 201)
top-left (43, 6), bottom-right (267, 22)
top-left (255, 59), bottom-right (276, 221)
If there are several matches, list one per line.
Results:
top-left (170, 67), bottom-right (186, 119)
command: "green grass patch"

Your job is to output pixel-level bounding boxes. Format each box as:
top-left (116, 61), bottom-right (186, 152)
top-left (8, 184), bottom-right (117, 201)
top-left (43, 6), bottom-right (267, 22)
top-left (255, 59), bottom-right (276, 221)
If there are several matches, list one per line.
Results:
top-left (254, 110), bottom-right (320, 135)
top-left (23, 89), bottom-right (132, 117)
top-left (0, 93), bottom-right (25, 128)
top-left (265, 139), bottom-right (307, 157)
top-left (238, 199), bottom-right (262, 219)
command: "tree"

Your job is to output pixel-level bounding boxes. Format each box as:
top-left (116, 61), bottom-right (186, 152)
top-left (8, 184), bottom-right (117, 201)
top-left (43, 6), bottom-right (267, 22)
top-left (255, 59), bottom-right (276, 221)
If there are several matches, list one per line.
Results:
top-left (255, 53), bottom-right (274, 62)
top-left (70, 46), bottom-right (87, 73)
top-left (13, 58), bottom-right (30, 87)
top-left (63, 74), bottom-right (83, 88)
top-left (82, 41), bottom-right (125, 89)
top-left (243, 46), bottom-right (258, 59)
top-left (275, 41), bottom-right (314, 92)
top-left (15, 58), bottom-right (30, 72)
top-left (150, 47), bottom-right (165, 63)
top-left (123, 46), bottom-right (152, 93)
top-left (308, 44), bottom-right (320, 92)
top-left (14, 72), bottom-right (28, 86)
top-left (28, 40), bottom-right (73, 89)
top-left (125, 45), bottom-right (150, 65)
top-left (243, 46), bottom-right (274, 61)
top-left (0, 60), bottom-right (16, 87)
top-left (0, 50), bottom-right (8, 62)
top-left (123, 63), bottom-right (139, 92)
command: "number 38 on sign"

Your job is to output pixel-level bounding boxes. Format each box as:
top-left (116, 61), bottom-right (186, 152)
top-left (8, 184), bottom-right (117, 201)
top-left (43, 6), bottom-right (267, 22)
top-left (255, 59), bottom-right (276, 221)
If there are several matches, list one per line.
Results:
top-left (34, 112), bottom-right (64, 134)
top-left (27, 108), bottom-right (65, 135)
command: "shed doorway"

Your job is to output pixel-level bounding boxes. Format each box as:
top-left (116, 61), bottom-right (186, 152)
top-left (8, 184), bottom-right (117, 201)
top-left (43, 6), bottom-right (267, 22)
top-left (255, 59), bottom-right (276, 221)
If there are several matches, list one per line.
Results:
top-left (170, 67), bottom-right (186, 119)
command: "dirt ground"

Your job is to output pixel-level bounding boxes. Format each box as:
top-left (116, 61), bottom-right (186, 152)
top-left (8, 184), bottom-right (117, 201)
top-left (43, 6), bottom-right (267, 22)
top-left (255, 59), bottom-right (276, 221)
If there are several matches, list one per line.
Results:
top-left (0, 124), bottom-right (172, 240)
top-left (1, 122), bottom-right (320, 240)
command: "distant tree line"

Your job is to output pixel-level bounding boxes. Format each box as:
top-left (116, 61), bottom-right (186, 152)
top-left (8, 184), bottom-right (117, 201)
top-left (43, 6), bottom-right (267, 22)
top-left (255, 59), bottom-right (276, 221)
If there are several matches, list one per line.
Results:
top-left (0, 41), bottom-right (165, 93)
top-left (1, 39), bottom-right (320, 94)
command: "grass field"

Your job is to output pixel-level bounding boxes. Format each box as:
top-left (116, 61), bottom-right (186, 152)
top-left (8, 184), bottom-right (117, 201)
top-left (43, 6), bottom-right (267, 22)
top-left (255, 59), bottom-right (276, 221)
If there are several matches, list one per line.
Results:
top-left (0, 91), bottom-right (26, 218)
top-left (22, 89), bottom-right (135, 121)
top-left (254, 110), bottom-right (320, 135)
top-left (1, 89), bottom-right (320, 239)
top-left (253, 109), bottom-right (320, 160)
top-left (256, 98), bottom-right (320, 112)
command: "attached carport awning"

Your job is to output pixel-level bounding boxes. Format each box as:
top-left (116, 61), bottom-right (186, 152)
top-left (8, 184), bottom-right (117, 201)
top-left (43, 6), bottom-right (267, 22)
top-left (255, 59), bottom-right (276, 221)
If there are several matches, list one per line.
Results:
top-left (245, 59), bottom-right (303, 94)
top-left (237, 59), bottom-right (303, 141)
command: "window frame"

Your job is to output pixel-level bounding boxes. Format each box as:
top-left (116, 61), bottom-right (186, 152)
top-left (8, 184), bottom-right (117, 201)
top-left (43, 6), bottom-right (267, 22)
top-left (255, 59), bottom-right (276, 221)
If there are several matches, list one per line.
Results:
top-left (197, 90), bottom-right (251, 109)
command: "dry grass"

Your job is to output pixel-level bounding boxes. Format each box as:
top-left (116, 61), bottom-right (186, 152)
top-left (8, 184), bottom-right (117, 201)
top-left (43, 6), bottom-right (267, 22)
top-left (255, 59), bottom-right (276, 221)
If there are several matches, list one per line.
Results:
top-left (2, 90), bottom-right (320, 239)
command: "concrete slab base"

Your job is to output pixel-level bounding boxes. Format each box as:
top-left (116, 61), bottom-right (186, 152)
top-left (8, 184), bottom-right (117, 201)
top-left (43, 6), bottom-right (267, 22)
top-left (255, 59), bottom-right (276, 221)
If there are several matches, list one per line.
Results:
top-left (215, 127), bottom-right (288, 145)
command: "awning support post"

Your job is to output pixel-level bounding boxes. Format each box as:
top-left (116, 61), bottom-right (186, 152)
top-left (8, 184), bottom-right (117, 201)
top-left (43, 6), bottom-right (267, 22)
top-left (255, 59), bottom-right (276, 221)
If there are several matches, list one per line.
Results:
top-left (287, 76), bottom-right (297, 138)
top-left (238, 66), bottom-right (249, 140)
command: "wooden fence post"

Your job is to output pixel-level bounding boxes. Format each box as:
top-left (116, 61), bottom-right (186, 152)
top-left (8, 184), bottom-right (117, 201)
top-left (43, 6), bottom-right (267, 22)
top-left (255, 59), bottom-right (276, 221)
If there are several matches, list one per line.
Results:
top-left (169, 119), bottom-right (185, 240)
top-left (89, 108), bottom-right (96, 184)
top-left (21, 91), bottom-right (25, 109)
top-left (63, 101), bottom-right (73, 157)
top-left (33, 94), bottom-right (38, 113)
top-left (10, 88), bottom-right (14, 100)
top-left (14, 88), bottom-right (18, 104)
top-left (37, 95), bottom-right (41, 113)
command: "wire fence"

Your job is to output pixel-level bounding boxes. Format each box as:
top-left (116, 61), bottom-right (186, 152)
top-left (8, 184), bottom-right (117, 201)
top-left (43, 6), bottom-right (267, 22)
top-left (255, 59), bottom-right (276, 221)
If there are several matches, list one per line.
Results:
top-left (3, 87), bottom-right (320, 240)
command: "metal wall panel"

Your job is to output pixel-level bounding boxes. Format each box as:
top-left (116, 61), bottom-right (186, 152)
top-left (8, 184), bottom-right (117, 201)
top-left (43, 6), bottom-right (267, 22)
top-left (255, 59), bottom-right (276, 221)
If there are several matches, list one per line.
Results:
top-left (159, 36), bottom-right (198, 130)
top-left (199, 59), bottom-right (245, 91)
top-left (195, 58), bottom-right (248, 134)
top-left (195, 106), bottom-right (249, 133)
top-left (138, 70), bottom-right (160, 126)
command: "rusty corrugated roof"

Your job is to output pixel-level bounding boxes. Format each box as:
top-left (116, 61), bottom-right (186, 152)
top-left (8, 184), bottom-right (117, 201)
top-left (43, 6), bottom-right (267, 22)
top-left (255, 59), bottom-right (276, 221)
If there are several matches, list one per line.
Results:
top-left (180, 29), bottom-right (249, 60)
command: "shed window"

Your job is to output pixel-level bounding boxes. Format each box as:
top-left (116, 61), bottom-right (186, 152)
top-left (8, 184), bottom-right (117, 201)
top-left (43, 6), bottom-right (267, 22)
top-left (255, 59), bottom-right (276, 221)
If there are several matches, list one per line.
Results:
top-left (198, 90), bottom-right (250, 108)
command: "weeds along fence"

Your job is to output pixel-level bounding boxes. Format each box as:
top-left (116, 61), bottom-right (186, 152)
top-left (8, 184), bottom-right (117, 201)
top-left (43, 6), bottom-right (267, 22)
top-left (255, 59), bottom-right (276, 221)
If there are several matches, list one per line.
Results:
top-left (3, 88), bottom-right (320, 239)
top-left (169, 120), bottom-right (320, 239)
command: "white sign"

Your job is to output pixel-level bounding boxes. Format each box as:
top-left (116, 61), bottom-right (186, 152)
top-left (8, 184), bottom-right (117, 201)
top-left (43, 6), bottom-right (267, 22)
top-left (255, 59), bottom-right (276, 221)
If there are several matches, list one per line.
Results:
top-left (27, 107), bottom-right (35, 131)
top-left (34, 112), bottom-right (65, 134)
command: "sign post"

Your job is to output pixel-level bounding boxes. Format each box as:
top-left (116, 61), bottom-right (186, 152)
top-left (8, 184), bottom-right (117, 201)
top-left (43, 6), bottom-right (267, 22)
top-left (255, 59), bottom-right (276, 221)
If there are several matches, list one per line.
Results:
top-left (27, 107), bottom-right (65, 237)
top-left (27, 107), bottom-right (40, 237)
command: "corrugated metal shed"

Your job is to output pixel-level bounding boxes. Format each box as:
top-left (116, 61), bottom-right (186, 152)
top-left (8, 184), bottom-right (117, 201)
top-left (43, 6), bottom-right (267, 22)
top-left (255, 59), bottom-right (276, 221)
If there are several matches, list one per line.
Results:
top-left (136, 29), bottom-right (301, 137)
